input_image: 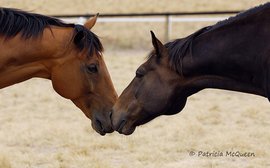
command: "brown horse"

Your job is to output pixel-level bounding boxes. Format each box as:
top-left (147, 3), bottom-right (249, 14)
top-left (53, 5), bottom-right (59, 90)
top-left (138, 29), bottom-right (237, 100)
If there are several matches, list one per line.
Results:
top-left (0, 8), bottom-right (117, 135)
top-left (111, 3), bottom-right (270, 135)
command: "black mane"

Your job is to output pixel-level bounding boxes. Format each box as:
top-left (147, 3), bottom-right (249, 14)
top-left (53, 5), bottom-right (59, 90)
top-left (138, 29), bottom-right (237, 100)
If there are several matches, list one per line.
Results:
top-left (73, 24), bottom-right (104, 57)
top-left (165, 2), bottom-right (270, 76)
top-left (0, 7), bottom-right (73, 38)
top-left (211, 2), bottom-right (270, 31)
top-left (165, 27), bottom-right (210, 75)
top-left (0, 7), bottom-right (103, 56)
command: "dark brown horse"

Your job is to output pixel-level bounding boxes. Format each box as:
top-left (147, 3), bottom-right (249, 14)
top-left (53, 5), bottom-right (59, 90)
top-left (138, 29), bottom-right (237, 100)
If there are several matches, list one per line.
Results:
top-left (111, 3), bottom-right (270, 135)
top-left (0, 8), bottom-right (117, 135)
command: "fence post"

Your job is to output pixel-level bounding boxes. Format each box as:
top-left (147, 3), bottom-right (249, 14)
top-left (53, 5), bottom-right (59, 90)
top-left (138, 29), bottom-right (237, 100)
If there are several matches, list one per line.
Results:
top-left (165, 14), bottom-right (171, 42)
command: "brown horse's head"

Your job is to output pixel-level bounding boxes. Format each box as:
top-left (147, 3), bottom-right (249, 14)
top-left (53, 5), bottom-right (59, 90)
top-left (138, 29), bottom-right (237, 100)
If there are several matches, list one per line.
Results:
top-left (51, 15), bottom-right (117, 135)
top-left (112, 32), bottom-right (191, 135)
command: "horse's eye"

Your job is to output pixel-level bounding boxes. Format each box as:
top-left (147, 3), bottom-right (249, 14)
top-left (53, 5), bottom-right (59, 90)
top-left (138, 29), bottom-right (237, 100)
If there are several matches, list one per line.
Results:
top-left (136, 69), bottom-right (145, 78)
top-left (87, 64), bottom-right (98, 73)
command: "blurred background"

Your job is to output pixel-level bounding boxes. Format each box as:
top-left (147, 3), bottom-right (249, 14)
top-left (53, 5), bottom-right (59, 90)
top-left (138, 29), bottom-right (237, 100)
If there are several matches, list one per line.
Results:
top-left (0, 1), bottom-right (270, 168)
top-left (1, 0), bottom-right (269, 50)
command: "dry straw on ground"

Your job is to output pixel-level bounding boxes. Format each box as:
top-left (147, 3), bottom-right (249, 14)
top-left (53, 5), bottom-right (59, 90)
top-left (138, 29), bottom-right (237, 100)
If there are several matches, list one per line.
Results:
top-left (0, 51), bottom-right (269, 168)
top-left (0, 1), bottom-right (270, 167)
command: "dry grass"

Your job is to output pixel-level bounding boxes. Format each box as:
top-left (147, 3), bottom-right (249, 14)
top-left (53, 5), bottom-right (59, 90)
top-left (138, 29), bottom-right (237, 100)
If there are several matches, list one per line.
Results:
top-left (0, 1), bottom-right (270, 168)
top-left (0, 51), bottom-right (269, 168)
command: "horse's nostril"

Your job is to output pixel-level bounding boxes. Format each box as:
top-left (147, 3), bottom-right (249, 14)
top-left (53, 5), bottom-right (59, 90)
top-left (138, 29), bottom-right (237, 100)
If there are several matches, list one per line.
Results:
top-left (118, 119), bottom-right (126, 132)
top-left (109, 110), bottom-right (113, 120)
top-left (96, 119), bottom-right (104, 131)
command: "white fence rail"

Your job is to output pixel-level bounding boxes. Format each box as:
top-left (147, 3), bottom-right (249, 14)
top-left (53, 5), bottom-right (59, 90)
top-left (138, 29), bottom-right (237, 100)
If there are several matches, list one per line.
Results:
top-left (61, 16), bottom-right (230, 41)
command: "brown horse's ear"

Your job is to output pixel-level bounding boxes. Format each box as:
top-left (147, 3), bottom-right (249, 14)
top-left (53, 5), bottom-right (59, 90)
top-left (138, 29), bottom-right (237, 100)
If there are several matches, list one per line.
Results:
top-left (84, 13), bottom-right (99, 30)
top-left (150, 31), bottom-right (165, 58)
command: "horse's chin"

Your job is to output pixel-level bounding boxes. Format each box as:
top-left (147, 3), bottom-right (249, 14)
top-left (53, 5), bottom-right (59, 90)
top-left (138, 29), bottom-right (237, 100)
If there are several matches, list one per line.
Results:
top-left (116, 122), bottom-right (136, 135)
top-left (91, 119), bottom-right (114, 136)
top-left (91, 122), bottom-right (106, 136)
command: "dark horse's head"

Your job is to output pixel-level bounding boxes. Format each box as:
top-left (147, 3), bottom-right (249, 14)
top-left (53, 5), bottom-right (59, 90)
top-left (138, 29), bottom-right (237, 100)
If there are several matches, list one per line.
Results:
top-left (112, 32), bottom-right (194, 135)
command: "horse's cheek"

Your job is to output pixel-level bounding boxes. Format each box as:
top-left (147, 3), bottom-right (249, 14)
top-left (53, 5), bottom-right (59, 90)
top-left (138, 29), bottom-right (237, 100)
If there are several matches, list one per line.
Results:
top-left (142, 83), bottom-right (170, 113)
top-left (51, 67), bottom-right (83, 99)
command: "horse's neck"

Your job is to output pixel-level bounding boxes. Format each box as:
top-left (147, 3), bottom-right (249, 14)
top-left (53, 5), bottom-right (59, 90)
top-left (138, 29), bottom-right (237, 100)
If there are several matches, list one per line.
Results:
top-left (182, 17), bottom-right (269, 98)
top-left (0, 27), bottom-right (72, 89)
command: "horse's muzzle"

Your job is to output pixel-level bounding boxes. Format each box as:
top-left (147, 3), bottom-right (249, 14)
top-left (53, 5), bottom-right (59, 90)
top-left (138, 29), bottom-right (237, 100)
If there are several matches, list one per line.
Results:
top-left (111, 110), bottom-right (136, 135)
top-left (92, 112), bottom-right (114, 135)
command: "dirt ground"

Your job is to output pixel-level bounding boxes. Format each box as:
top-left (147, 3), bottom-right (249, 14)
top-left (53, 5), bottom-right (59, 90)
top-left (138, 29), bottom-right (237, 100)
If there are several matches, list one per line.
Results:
top-left (0, 1), bottom-right (270, 168)
top-left (0, 50), bottom-right (269, 168)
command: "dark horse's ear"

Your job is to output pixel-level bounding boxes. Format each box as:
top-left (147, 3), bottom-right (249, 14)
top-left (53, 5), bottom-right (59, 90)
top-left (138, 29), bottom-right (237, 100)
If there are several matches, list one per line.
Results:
top-left (150, 31), bottom-right (165, 59)
top-left (74, 30), bottom-right (85, 48)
